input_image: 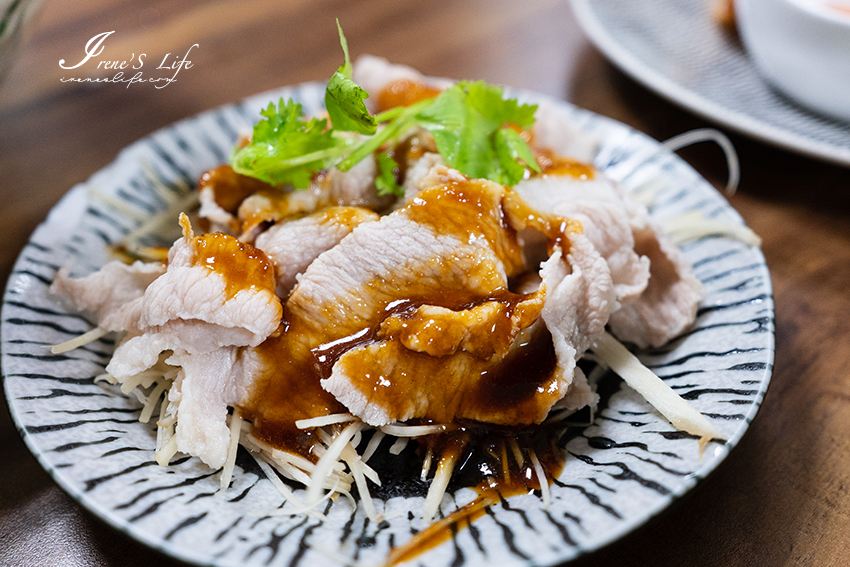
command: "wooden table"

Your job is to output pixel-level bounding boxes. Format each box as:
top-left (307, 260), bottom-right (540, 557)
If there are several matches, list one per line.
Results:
top-left (2, 1), bottom-right (849, 565)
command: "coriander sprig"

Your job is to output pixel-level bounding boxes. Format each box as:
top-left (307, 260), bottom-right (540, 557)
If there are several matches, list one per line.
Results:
top-left (231, 24), bottom-right (540, 196)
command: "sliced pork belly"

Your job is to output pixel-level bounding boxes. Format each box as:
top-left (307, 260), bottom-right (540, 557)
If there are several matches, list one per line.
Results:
top-left (516, 161), bottom-right (704, 349)
top-left (401, 151), bottom-right (444, 201)
top-left (51, 260), bottom-right (165, 333)
top-left (515, 172), bottom-right (650, 304)
top-left (102, 216), bottom-right (282, 467)
top-left (166, 347), bottom-right (241, 468)
top-left (237, 155), bottom-right (385, 236)
top-left (254, 206), bottom-right (379, 298)
top-left (353, 54), bottom-right (451, 113)
top-left (539, 234), bottom-right (615, 411)
top-left (288, 168), bottom-right (526, 336)
top-left (108, 216), bottom-right (281, 373)
top-left (531, 98), bottom-right (600, 164)
top-left (607, 218), bottom-right (705, 349)
top-left (197, 165), bottom-right (273, 233)
top-left (135, 222), bottom-right (281, 345)
top-left (240, 165), bottom-right (614, 432)
top-left (353, 54), bottom-right (426, 109)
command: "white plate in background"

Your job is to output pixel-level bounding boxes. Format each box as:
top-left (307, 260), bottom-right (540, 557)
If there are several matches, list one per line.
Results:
top-left (573, 0), bottom-right (850, 166)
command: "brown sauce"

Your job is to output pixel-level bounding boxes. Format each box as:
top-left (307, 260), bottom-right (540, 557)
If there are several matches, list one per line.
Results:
top-left (377, 79), bottom-right (443, 112)
top-left (198, 165), bottom-right (273, 214)
top-left (239, 313), bottom-right (347, 458)
top-left (189, 232), bottom-right (276, 300)
top-left (387, 425), bottom-right (567, 566)
top-left (240, 175), bottom-right (582, 456)
top-left (465, 324), bottom-right (558, 415)
top-left (313, 205), bottom-right (379, 230)
top-left (533, 147), bottom-right (595, 180)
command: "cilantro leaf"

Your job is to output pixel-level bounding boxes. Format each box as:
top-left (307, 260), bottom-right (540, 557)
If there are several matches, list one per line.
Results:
top-left (232, 26), bottom-right (540, 192)
top-left (414, 81), bottom-right (538, 186)
top-left (494, 127), bottom-right (541, 182)
top-left (374, 152), bottom-right (404, 197)
top-left (463, 81), bottom-right (536, 129)
top-left (324, 20), bottom-right (378, 135)
top-left (230, 98), bottom-right (350, 188)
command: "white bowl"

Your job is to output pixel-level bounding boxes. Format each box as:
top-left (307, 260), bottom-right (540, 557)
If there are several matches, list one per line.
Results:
top-left (735, 0), bottom-right (850, 122)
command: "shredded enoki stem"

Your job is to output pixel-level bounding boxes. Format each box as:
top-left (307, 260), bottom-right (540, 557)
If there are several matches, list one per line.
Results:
top-left (422, 437), bottom-right (467, 523)
top-left (306, 422), bottom-right (361, 506)
top-left (627, 128), bottom-right (739, 208)
top-left (50, 327), bottom-right (110, 354)
top-left (217, 408), bottom-right (243, 496)
top-left (592, 331), bottom-right (724, 448)
top-left (139, 379), bottom-right (169, 424)
top-left (661, 210), bottom-right (762, 246)
top-left (389, 437), bottom-right (409, 455)
top-left (528, 449), bottom-right (551, 508)
top-left (507, 437), bottom-right (525, 467)
top-left (249, 451), bottom-right (327, 519)
top-left (661, 128), bottom-right (740, 195)
top-left (380, 423), bottom-right (449, 437)
top-left (361, 430), bottom-right (385, 463)
top-left (420, 443), bottom-right (434, 482)
top-left (295, 413), bottom-right (357, 429)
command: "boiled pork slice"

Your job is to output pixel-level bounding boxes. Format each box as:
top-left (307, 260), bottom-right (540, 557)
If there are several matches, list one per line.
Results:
top-left (515, 173), bottom-right (651, 304)
top-left (607, 217), bottom-right (705, 349)
top-left (239, 165), bottom-right (615, 430)
top-left (197, 165), bottom-right (274, 234)
top-left (516, 163), bottom-right (704, 349)
top-left (538, 235), bottom-right (615, 411)
top-left (531, 98), bottom-right (600, 164)
top-left (237, 153), bottom-right (386, 237)
top-left (353, 54), bottom-right (452, 113)
top-left (164, 347), bottom-right (240, 468)
top-left (51, 260), bottom-right (165, 333)
top-left (101, 215), bottom-right (282, 468)
top-left (254, 206), bottom-right (379, 298)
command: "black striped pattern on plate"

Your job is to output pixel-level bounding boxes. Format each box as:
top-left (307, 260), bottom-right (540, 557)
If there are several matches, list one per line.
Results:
top-left (1, 81), bottom-right (774, 567)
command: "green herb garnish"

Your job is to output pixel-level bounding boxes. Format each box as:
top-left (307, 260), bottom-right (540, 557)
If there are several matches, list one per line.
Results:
top-left (231, 24), bottom-right (540, 196)
top-left (324, 20), bottom-right (379, 136)
top-left (374, 151), bottom-right (403, 197)
top-left (416, 81), bottom-right (540, 186)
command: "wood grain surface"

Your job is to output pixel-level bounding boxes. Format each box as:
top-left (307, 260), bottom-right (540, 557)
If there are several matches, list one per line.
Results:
top-left (1, 1), bottom-right (849, 566)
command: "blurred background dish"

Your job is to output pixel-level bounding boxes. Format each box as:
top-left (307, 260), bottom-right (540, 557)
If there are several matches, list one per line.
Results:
top-left (572, 0), bottom-right (850, 167)
top-left (735, 0), bottom-right (850, 123)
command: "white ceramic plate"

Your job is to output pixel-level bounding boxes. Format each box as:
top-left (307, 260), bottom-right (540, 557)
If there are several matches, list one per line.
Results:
top-left (2, 81), bottom-right (774, 567)
top-left (572, 0), bottom-right (850, 166)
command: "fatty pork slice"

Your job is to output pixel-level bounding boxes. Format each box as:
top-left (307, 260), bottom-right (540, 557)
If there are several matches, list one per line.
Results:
top-left (197, 165), bottom-right (275, 233)
top-left (516, 164), bottom-right (704, 349)
top-left (242, 168), bottom-right (527, 434)
top-left (254, 206), bottom-right (379, 298)
top-left (515, 171), bottom-right (650, 304)
top-left (51, 260), bottom-right (165, 333)
top-left (165, 347), bottom-right (241, 469)
top-left (607, 215), bottom-right (705, 349)
top-left (530, 98), bottom-right (600, 164)
top-left (242, 165), bottom-right (614, 430)
top-left (106, 216), bottom-right (282, 468)
top-left (236, 154), bottom-right (386, 238)
top-left (538, 233), bottom-right (615, 411)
